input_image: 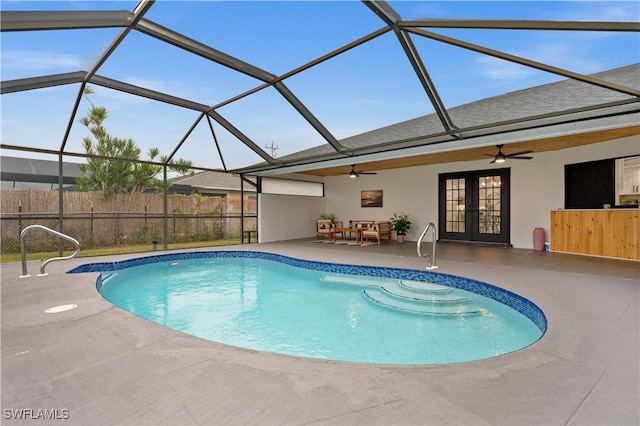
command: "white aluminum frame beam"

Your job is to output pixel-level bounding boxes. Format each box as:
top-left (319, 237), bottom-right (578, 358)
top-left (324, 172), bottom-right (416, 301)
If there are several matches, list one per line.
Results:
top-left (134, 19), bottom-right (275, 83)
top-left (85, 0), bottom-right (155, 81)
top-left (134, 18), bottom-right (345, 153)
top-left (405, 27), bottom-right (640, 97)
top-left (363, 1), bottom-right (459, 135)
top-left (1, 72), bottom-right (86, 94)
top-left (398, 19), bottom-right (640, 32)
top-left (0, 10), bottom-right (133, 31)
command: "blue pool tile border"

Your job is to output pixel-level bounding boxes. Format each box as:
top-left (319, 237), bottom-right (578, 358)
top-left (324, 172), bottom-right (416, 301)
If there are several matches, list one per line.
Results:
top-left (69, 250), bottom-right (547, 334)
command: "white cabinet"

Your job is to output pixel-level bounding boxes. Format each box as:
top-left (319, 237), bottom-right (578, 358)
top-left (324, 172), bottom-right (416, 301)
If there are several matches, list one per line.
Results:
top-left (616, 156), bottom-right (640, 204)
top-left (622, 157), bottom-right (640, 194)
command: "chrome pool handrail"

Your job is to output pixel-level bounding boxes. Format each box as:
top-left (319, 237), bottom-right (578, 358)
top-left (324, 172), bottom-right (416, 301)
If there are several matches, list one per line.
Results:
top-left (417, 222), bottom-right (438, 270)
top-left (20, 225), bottom-right (81, 278)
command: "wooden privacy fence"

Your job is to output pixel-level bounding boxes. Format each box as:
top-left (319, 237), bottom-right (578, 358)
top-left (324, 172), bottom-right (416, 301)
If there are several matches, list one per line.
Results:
top-left (1, 190), bottom-right (257, 253)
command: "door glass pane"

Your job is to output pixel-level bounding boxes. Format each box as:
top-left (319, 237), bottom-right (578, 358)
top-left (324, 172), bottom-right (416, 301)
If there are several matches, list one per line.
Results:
top-left (479, 176), bottom-right (501, 234)
top-left (445, 178), bottom-right (465, 233)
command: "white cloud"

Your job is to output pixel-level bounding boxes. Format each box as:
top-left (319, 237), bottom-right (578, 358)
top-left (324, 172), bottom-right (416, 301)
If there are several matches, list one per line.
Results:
top-left (522, 42), bottom-right (602, 72)
top-left (474, 37), bottom-right (608, 83)
top-left (409, 3), bottom-right (449, 20)
top-left (1, 49), bottom-right (84, 71)
top-left (597, 5), bottom-right (637, 21)
top-left (475, 56), bottom-right (536, 81)
top-left (555, 2), bottom-right (639, 22)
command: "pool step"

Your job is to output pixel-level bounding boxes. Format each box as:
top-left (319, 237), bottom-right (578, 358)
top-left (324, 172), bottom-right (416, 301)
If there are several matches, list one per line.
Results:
top-left (321, 275), bottom-right (452, 292)
top-left (398, 280), bottom-right (452, 293)
top-left (380, 286), bottom-right (470, 303)
top-left (321, 275), bottom-right (390, 288)
top-left (362, 288), bottom-right (485, 316)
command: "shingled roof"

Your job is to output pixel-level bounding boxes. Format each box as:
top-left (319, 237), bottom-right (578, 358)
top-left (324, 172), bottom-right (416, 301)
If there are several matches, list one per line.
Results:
top-left (275, 63), bottom-right (639, 163)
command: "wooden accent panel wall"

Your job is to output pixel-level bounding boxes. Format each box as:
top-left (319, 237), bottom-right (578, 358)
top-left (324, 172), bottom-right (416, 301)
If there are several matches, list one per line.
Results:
top-left (551, 210), bottom-right (639, 260)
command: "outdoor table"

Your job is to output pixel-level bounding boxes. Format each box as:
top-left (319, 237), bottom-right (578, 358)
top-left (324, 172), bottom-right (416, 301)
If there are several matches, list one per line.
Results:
top-left (335, 227), bottom-right (361, 244)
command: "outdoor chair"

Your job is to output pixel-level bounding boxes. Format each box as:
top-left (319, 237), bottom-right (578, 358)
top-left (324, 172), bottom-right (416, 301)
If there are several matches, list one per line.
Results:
top-left (316, 220), bottom-right (343, 241)
top-left (361, 221), bottom-right (392, 246)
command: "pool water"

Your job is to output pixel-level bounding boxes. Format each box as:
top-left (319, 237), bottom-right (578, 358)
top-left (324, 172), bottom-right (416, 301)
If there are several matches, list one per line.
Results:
top-left (92, 253), bottom-right (544, 365)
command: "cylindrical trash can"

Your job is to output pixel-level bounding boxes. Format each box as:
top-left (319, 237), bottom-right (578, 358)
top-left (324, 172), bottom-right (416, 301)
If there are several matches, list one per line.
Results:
top-left (533, 228), bottom-right (545, 251)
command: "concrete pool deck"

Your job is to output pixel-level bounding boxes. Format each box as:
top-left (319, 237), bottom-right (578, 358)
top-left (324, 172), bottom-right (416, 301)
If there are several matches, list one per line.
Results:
top-left (2, 240), bottom-right (638, 425)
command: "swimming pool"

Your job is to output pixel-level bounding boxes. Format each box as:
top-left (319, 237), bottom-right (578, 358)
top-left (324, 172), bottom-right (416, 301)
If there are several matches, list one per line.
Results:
top-left (70, 251), bottom-right (546, 365)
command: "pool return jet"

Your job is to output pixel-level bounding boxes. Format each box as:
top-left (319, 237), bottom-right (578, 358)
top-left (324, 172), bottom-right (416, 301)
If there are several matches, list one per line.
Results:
top-left (417, 222), bottom-right (438, 270)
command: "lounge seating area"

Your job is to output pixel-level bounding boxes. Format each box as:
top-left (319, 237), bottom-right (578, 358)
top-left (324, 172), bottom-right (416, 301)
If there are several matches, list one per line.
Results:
top-left (316, 219), bottom-right (391, 246)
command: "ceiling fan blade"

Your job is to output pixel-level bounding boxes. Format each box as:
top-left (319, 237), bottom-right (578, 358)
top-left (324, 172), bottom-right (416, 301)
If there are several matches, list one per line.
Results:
top-left (506, 150), bottom-right (533, 157)
top-left (488, 144), bottom-right (534, 163)
top-left (348, 164), bottom-right (377, 176)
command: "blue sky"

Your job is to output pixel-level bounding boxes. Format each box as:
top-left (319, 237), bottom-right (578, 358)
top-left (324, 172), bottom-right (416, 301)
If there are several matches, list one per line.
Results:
top-left (1, 1), bottom-right (638, 171)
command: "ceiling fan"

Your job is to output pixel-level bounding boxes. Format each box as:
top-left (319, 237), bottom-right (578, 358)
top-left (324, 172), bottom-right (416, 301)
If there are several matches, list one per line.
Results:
top-left (349, 164), bottom-right (377, 178)
top-left (486, 144), bottom-right (534, 164)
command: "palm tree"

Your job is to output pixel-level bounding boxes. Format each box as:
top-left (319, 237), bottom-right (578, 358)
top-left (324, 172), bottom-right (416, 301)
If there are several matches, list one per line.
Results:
top-left (77, 87), bottom-right (193, 199)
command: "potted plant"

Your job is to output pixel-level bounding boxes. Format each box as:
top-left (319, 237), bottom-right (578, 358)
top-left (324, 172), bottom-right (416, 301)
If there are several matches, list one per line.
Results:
top-left (390, 213), bottom-right (412, 243)
top-left (319, 213), bottom-right (335, 221)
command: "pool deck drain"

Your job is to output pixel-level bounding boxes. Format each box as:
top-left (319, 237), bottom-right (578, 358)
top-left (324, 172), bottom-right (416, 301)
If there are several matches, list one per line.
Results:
top-left (2, 240), bottom-right (638, 425)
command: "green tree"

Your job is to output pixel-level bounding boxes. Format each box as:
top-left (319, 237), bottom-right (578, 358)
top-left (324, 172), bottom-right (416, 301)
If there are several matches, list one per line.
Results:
top-left (77, 87), bottom-right (193, 199)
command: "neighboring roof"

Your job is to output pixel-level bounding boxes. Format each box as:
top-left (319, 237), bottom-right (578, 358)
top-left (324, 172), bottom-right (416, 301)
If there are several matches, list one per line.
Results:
top-left (0, 156), bottom-right (259, 194)
top-left (0, 155), bottom-right (81, 184)
top-left (267, 63), bottom-right (640, 165)
top-left (169, 171), bottom-right (255, 192)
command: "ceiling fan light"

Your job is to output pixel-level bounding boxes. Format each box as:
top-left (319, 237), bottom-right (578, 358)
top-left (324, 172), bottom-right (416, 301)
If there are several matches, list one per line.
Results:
top-left (495, 153), bottom-right (506, 163)
top-left (349, 171), bottom-right (357, 178)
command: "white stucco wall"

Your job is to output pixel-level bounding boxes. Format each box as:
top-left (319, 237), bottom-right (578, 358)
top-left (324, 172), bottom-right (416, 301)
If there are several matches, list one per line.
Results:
top-left (258, 193), bottom-right (325, 242)
top-left (258, 136), bottom-right (639, 248)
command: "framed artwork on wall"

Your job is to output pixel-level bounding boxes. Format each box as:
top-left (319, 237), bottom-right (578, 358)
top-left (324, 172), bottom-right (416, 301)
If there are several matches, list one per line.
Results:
top-left (361, 190), bottom-right (383, 207)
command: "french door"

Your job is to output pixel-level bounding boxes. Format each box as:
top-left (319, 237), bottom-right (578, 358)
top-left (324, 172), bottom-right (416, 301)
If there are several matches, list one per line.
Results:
top-left (438, 169), bottom-right (511, 244)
